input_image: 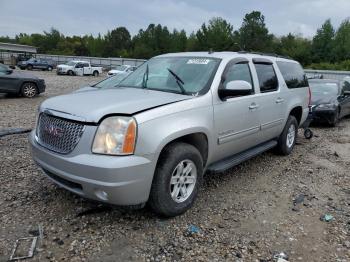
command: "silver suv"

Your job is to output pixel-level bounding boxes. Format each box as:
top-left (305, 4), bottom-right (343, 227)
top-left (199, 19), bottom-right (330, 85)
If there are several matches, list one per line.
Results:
top-left (30, 52), bottom-right (310, 217)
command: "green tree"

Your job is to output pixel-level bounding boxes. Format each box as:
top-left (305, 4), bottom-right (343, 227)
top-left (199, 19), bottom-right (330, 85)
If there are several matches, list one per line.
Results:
top-left (238, 11), bottom-right (274, 52)
top-left (312, 19), bottom-right (335, 62)
top-left (104, 27), bottom-right (132, 57)
top-left (195, 17), bottom-right (236, 51)
top-left (278, 33), bottom-right (312, 65)
top-left (334, 19), bottom-right (350, 61)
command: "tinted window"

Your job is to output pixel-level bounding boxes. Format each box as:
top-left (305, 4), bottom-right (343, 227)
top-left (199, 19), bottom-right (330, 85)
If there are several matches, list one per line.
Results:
top-left (277, 61), bottom-right (308, 89)
top-left (223, 63), bottom-right (253, 93)
top-left (83, 63), bottom-right (89, 67)
top-left (254, 63), bottom-right (278, 93)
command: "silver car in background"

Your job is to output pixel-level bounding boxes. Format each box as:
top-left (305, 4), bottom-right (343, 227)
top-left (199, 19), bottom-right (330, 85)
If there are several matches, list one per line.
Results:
top-left (30, 52), bottom-right (309, 217)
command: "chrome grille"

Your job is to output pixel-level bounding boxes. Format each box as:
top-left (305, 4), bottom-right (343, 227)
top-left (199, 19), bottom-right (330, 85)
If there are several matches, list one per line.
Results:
top-left (37, 113), bottom-right (85, 154)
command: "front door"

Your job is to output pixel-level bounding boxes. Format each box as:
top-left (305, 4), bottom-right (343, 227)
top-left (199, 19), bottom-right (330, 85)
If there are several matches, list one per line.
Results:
top-left (213, 59), bottom-right (261, 162)
top-left (74, 63), bottom-right (84, 76)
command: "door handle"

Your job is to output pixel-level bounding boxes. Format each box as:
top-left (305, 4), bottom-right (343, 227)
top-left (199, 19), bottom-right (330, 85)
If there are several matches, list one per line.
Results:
top-left (249, 103), bottom-right (259, 110)
top-left (276, 97), bottom-right (285, 104)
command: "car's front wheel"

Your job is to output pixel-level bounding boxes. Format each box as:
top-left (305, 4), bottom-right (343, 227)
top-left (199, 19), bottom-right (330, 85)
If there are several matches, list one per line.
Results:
top-left (47, 66), bottom-right (53, 71)
top-left (21, 83), bottom-right (38, 98)
top-left (275, 115), bottom-right (298, 155)
top-left (148, 142), bottom-right (203, 217)
top-left (26, 64), bottom-right (33, 70)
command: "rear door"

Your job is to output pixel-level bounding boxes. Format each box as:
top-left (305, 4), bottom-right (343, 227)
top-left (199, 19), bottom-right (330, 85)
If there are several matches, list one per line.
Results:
top-left (83, 63), bottom-right (92, 75)
top-left (0, 65), bottom-right (20, 93)
top-left (252, 58), bottom-right (286, 141)
top-left (213, 58), bottom-right (261, 161)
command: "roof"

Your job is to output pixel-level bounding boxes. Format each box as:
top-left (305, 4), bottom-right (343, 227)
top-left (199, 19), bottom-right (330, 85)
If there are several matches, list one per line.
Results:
top-left (0, 42), bottom-right (37, 53)
top-left (156, 51), bottom-right (296, 63)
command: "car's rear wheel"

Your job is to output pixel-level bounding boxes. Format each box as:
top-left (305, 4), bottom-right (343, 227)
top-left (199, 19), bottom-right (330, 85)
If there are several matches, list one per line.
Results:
top-left (21, 83), bottom-right (38, 98)
top-left (93, 70), bottom-right (99, 77)
top-left (148, 142), bottom-right (203, 217)
top-left (47, 66), bottom-right (53, 71)
top-left (275, 115), bottom-right (298, 155)
top-left (27, 64), bottom-right (33, 70)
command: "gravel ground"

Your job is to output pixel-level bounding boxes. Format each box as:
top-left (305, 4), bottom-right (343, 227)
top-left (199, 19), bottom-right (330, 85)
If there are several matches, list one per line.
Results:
top-left (1, 71), bottom-right (350, 262)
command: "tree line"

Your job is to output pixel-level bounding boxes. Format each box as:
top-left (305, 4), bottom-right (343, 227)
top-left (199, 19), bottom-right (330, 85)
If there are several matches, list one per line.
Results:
top-left (1, 11), bottom-right (350, 70)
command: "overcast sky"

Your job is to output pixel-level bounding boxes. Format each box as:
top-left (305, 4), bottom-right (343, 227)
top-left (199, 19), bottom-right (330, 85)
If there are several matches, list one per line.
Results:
top-left (0, 0), bottom-right (349, 38)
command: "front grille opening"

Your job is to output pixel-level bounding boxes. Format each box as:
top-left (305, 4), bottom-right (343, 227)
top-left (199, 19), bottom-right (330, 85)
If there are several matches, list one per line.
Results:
top-left (37, 113), bottom-right (85, 154)
top-left (44, 169), bottom-right (83, 191)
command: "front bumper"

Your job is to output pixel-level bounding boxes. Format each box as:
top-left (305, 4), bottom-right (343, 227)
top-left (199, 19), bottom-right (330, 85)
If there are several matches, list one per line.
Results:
top-left (313, 109), bottom-right (337, 124)
top-left (36, 80), bottom-right (46, 93)
top-left (29, 131), bottom-right (156, 205)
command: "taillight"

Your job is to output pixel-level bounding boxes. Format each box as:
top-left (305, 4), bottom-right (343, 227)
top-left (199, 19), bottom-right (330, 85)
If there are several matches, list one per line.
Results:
top-left (308, 86), bottom-right (312, 106)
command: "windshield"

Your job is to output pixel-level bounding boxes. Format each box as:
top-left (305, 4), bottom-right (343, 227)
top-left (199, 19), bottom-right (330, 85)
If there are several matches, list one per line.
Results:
top-left (93, 73), bottom-right (129, 88)
top-left (310, 82), bottom-right (339, 96)
top-left (113, 65), bottom-right (128, 71)
top-left (66, 61), bottom-right (77, 66)
top-left (119, 57), bottom-right (221, 95)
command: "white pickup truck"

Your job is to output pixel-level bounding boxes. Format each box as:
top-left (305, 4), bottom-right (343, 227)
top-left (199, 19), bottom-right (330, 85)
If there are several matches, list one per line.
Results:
top-left (56, 60), bottom-right (103, 76)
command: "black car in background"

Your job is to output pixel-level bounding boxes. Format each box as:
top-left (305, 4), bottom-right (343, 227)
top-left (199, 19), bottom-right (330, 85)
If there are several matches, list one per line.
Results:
top-left (0, 63), bottom-right (46, 98)
top-left (309, 79), bottom-right (350, 126)
top-left (18, 58), bottom-right (56, 71)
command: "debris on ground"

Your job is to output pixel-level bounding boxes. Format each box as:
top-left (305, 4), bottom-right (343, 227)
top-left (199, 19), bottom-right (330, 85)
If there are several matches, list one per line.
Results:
top-left (320, 214), bottom-right (334, 222)
top-left (273, 251), bottom-right (289, 261)
top-left (9, 237), bottom-right (37, 261)
top-left (0, 128), bottom-right (32, 138)
top-left (187, 224), bottom-right (200, 234)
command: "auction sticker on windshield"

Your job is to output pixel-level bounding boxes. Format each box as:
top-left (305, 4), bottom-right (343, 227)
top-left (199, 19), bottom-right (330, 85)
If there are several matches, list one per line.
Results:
top-left (187, 58), bottom-right (211, 65)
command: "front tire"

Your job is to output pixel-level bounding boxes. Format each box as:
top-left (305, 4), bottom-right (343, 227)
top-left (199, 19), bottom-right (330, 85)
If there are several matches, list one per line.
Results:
top-left (330, 109), bottom-right (340, 127)
top-left (27, 64), bottom-right (33, 70)
top-left (148, 142), bottom-right (203, 217)
top-left (47, 66), bottom-right (53, 71)
top-left (21, 83), bottom-right (38, 98)
top-left (68, 70), bottom-right (74, 76)
top-left (275, 115), bottom-right (298, 155)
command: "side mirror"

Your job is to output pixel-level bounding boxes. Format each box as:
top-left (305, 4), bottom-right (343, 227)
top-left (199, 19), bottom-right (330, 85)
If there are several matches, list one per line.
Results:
top-left (218, 80), bottom-right (252, 100)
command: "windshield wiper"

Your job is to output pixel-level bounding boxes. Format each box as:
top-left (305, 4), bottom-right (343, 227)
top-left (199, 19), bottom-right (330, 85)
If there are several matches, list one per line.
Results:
top-left (167, 68), bottom-right (186, 94)
top-left (142, 64), bottom-right (149, 88)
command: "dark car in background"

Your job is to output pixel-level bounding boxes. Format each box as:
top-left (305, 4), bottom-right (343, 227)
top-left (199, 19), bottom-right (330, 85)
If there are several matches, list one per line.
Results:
top-left (0, 63), bottom-right (46, 98)
top-left (18, 58), bottom-right (56, 71)
top-left (309, 79), bottom-right (350, 126)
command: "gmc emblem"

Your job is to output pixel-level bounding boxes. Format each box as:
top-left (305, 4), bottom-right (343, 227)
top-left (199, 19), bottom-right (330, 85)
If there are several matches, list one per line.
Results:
top-left (45, 125), bottom-right (64, 138)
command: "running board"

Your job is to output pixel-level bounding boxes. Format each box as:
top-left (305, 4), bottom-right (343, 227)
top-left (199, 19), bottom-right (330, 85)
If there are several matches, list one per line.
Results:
top-left (207, 140), bottom-right (277, 173)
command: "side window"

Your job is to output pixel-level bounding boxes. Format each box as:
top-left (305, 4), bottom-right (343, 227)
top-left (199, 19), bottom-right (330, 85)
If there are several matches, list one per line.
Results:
top-left (0, 64), bottom-right (7, 75)
top-left (75, 63), bottom-right (83, 68)
top-left (254, 63), bottom-right (278, 93)
top-left (83, 63), bottom-right (89, 67)
top-left (277, 61), bottom-right (308, 89)
top-left (223, 62), bottom-right (253, 91)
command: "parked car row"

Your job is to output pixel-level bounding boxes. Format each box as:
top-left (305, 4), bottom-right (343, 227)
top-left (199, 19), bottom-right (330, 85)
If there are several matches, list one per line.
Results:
top-left (56, 60), bottom-right (103, 76)
top-left (0, 63), bottom-right (46, 97)
top-left (18, 58), bottom-right (56, 71)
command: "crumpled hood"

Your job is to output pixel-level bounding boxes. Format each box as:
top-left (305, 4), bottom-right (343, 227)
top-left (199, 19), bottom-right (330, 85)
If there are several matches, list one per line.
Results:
top-left (311, 94), bottom-right (337, 106)
top-left (40, 87), bottom-right (190, 123)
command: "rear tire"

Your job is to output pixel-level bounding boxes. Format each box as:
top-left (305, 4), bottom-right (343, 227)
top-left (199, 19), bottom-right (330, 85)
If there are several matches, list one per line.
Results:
top-left (21, 83), bottom-right (38, 98)
top-left (148, 142), bottom-right (203, 217)
top-left (275, 115), bottom-right (298, 155)
top-left (93, 70), bottom-right (99, 77)
top-left (47, 66), bottom-right (53, 71)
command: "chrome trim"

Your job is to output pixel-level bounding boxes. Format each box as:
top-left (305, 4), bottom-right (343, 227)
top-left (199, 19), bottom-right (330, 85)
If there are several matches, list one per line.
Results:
top-left (218, 126), bottom-right (260, 145)
top-left (43, 109), bottom-right (87, 123)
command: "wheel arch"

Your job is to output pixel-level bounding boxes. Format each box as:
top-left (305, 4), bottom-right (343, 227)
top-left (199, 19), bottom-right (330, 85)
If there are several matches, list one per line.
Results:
top-left (156, 130), bottom-right (209, 168)
top-left (288, 106), bottom-right (303, 125)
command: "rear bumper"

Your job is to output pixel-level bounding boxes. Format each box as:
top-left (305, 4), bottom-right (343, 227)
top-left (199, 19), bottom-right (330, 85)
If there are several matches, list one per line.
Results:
top-left (29, 131), bottom-right (156, 205)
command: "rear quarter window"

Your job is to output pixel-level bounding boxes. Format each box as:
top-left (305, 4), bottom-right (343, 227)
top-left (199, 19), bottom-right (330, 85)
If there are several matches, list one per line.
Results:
top-left (277, 61), bottom-right (308, 89)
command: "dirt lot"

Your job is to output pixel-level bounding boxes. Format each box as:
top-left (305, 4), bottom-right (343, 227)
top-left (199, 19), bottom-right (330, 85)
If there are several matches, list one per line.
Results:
top-left (1, 71), bottom-right (350, 262)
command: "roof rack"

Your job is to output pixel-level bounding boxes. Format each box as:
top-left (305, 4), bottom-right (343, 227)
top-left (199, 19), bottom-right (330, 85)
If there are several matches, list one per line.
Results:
top-left (237, 51), bottom-right (291, 60)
